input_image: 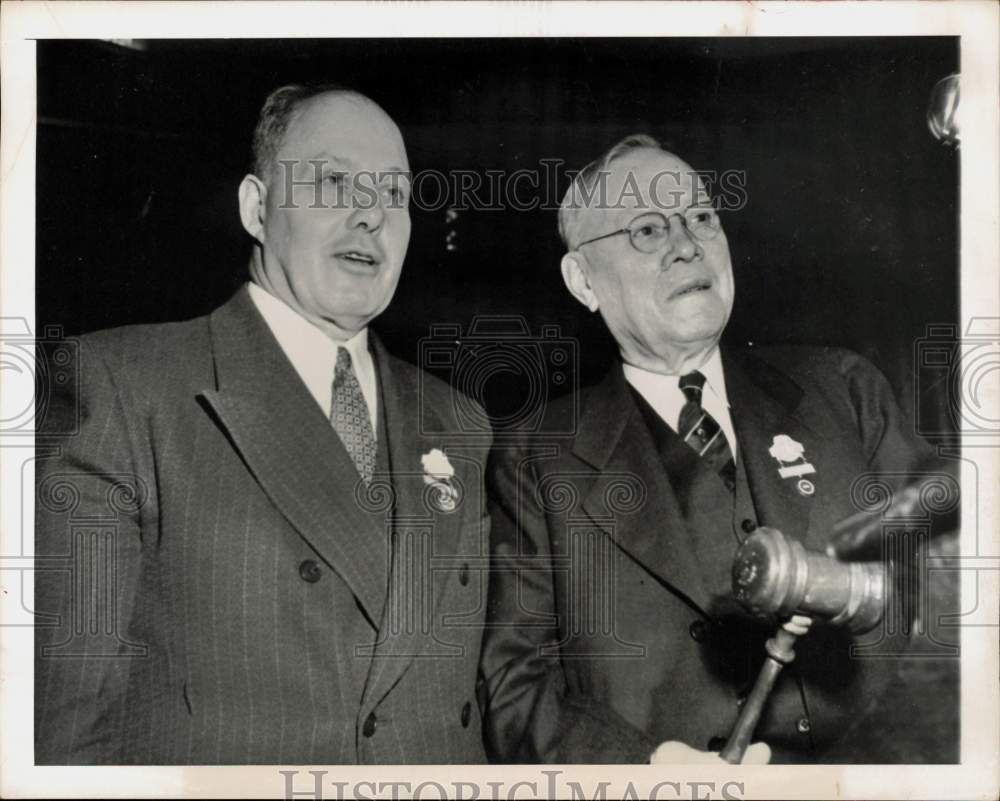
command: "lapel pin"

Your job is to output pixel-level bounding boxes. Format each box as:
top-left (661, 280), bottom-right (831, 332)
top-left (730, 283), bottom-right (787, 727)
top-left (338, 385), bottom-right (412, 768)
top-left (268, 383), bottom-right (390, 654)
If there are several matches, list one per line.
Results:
top-left (768, 434), bottom-right (817, 480)
top-left (796, 478), bottom-right (815, 496)
top-left (421, 448), bottom-right (459, 513)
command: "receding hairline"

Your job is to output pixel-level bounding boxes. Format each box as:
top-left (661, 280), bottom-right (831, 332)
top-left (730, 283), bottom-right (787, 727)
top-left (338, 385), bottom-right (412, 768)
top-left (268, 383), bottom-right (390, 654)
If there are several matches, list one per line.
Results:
top-left (252, 85), bottom-right (403, 184)
top-left (294, 88), bottom-right (384, 117)
top-left (558, 136), bottom-right (697, 251)
top-left (280, 90), bottom-right (401, 147)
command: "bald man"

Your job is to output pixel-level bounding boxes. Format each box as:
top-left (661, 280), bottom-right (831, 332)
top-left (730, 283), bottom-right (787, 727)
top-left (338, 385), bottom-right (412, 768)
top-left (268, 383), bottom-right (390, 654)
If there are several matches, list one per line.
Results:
top-left (35, 85), bottom-right (491, 764)
top-left (481, 135), bottom-right (931, 763)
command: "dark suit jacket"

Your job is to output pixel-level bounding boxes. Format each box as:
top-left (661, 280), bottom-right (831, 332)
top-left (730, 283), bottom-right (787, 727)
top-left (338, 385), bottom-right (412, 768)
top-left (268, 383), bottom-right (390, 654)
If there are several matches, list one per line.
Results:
top-left (35, 287), bottom-right (492, 764)
top-left (481, 346), bottom-right (931, 763)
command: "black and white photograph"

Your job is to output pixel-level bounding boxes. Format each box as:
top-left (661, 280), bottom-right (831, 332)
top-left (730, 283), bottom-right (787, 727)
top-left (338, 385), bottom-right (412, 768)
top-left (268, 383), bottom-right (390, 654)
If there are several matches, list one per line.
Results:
top-left (1, 2), bottom-right (997, 799)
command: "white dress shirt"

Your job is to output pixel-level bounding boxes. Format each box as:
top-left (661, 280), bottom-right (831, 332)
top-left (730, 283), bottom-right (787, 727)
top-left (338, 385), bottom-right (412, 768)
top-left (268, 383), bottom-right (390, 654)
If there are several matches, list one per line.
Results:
top-left (623, 348), bottom-right (738, 462)
top-left (248, 282), bottom-right (378, 437)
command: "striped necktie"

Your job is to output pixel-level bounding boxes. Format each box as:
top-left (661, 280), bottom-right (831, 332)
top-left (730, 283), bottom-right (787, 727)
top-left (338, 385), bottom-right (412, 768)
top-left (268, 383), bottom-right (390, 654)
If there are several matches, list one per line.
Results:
top-left (330, 347), bottom-right (376, 485)
top-left (677, 371), bottom-right (736, 490)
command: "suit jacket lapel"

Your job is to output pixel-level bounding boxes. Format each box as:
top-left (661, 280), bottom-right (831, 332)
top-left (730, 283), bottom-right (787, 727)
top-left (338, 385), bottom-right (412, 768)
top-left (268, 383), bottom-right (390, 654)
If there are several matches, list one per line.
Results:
top-left (197, 287), bottom-right (388, 626)
top-left (361, 335), bottom-right (467, 708)
top-left (573, 365), bottom-right (714, 615)
top-left (724, 349), bottom-right (817, 542)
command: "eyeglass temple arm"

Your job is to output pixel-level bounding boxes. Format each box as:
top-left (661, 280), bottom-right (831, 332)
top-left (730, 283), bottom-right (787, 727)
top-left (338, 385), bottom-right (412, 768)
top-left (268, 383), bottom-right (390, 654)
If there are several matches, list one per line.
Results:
top-left (574, 228), bottom-right (630, 250)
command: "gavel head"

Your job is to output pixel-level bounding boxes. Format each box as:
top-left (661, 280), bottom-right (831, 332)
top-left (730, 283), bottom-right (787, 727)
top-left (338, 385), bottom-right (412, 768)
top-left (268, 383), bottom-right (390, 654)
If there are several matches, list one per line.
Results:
top-left (731, 526), bottom-right (885, 633)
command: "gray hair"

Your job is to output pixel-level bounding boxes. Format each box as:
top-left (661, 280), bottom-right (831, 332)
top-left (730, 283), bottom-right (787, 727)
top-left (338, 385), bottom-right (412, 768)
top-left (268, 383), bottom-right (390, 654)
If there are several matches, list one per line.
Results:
top-left (251, 82), bottom-right (361, 182)
top-left (558, 133), bottom-right (662, 250)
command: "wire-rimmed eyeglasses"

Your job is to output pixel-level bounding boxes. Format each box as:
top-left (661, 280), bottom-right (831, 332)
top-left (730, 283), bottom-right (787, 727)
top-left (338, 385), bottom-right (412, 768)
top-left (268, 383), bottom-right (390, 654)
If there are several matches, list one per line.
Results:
top-left (575, 207), bottom-right (722, 254)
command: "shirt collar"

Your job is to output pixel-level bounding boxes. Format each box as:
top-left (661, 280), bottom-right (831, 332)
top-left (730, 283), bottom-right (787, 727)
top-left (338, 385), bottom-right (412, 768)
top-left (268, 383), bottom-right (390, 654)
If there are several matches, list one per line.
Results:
top-left (622, 346), bottom-right (733, 445)
top-left (246, 281), bottom-right (373, 421)
top-left (623, 347), bottom-right (728, 400)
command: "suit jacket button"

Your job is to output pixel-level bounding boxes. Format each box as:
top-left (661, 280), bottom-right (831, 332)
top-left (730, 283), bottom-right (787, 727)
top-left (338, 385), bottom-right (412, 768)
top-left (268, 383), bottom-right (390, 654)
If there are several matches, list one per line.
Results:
top-left (299, 559), bottom-right (322, 583)
top-left (460, 700), bottom-right (472, 728)
top-left (796, 716), bottom-right (811, 734)
top-left (363, 711), bottom-right (377, 737)
top-left (707, 736), bottom-right (726, 751)
top-left (741, 518), bottom-right (757, 533)
top-left (689, 620), bottom-right (709, 642)
top-left (459, 563), bottom-right (470, 586)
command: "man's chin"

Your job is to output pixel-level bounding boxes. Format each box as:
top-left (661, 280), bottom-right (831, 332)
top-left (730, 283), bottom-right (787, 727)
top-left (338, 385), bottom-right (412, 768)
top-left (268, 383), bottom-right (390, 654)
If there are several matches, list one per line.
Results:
top-left (662, 304), bottom-right (728, 340)
top-left (323, 310), bottom-right (376, 333)
top-left (667, 318), bottom-right (727, 347)
top-left (324, 296), bottom-right (395, 332)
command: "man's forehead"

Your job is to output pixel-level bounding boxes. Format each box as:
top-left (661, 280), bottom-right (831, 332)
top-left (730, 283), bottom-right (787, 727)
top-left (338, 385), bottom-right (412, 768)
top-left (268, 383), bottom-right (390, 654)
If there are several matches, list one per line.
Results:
top-left (280, 92), bottom-right (408, 170)
top-left (570, 153), bottom-right (704, 241)
top-left (603, 149), bottom-right (706, 212)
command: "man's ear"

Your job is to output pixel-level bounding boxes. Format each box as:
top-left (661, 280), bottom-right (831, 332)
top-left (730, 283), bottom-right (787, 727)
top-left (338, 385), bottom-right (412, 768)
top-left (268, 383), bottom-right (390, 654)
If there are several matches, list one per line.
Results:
top-left (238, 174), bottom-right (268, 243)
top-left (560, 252), bottom-right (600, 312)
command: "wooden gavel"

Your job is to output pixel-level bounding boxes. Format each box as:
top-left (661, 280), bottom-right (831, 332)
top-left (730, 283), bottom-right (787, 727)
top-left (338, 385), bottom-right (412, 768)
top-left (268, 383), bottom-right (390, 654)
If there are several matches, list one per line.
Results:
top-left (719, 526), bottom-right (886, 764)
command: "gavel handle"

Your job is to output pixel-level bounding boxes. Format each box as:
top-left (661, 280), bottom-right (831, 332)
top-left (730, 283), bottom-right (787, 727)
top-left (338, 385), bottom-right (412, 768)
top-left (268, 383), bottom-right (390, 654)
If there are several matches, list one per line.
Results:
top-left (720, 626), bottom-right (800, 764)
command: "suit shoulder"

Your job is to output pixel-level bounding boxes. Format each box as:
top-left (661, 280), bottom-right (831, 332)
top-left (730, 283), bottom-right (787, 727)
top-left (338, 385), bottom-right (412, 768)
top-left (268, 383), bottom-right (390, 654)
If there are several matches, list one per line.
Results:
top-left (739, 344), bottom-right (884, 385)
top-left (81, 315), bottom-right (208, 356)
top-left (544, 386), bottom-right (584, 431)
top-left (487, 383), bottom-right (587, 453)
top-left (76, 315), bottom-right (213, 384)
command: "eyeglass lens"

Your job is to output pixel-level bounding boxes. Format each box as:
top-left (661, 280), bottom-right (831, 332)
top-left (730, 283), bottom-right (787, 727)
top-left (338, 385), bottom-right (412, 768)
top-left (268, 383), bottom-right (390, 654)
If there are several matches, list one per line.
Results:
top-left (629, 210), bottom-right (720, 253)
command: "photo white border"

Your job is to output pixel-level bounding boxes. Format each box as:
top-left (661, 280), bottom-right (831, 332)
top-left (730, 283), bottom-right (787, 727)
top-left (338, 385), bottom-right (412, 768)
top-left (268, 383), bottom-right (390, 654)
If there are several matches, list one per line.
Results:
top-left (2, 2), bottom-right (997, 799)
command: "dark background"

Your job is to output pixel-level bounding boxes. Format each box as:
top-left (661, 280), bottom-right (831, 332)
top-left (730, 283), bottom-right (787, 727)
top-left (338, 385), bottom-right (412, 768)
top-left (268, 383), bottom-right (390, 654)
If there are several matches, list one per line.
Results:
top-left (36, 37), bottom-right (958, 429)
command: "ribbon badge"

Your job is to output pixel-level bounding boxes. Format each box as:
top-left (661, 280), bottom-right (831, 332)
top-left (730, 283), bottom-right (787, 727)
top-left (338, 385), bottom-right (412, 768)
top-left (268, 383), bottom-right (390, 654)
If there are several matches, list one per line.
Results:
top-left (768, 435), bottom-right (816, 495)
top-left (421, 448), bottom-right (459, 513)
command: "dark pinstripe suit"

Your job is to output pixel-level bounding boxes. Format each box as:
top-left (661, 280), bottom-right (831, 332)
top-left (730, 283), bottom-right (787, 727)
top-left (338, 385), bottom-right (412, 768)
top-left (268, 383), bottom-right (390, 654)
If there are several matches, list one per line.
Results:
top-left (35, 287), bottom-right (491, 764)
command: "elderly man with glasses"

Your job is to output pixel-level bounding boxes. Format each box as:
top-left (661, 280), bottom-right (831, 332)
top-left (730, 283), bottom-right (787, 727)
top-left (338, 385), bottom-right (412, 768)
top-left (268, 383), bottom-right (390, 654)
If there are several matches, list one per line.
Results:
top-left (480, 135), bottom-right (930, 764)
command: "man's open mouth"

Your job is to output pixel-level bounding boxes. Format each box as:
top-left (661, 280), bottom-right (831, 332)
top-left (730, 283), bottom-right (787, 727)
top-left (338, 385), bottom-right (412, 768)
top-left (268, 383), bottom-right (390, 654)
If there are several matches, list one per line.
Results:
top-left (669, 277), bottom-right (713, 299)
top-left (335, 250), bottom-right (379, 266)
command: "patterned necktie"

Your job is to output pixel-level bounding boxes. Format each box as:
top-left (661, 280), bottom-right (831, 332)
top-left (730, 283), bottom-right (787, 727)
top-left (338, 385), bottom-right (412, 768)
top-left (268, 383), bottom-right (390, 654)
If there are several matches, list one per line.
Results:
top-left (677, 371), bottom-right (736, 490)
top-left (330, 347), bottom-right (376, 485)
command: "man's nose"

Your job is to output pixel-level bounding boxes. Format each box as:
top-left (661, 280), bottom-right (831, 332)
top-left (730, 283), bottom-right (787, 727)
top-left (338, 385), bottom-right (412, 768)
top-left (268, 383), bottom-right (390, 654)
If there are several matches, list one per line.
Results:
top-left (665, 216), bottom-right (699, 261)
top-left (348, 193), bottom-right (386, 233)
